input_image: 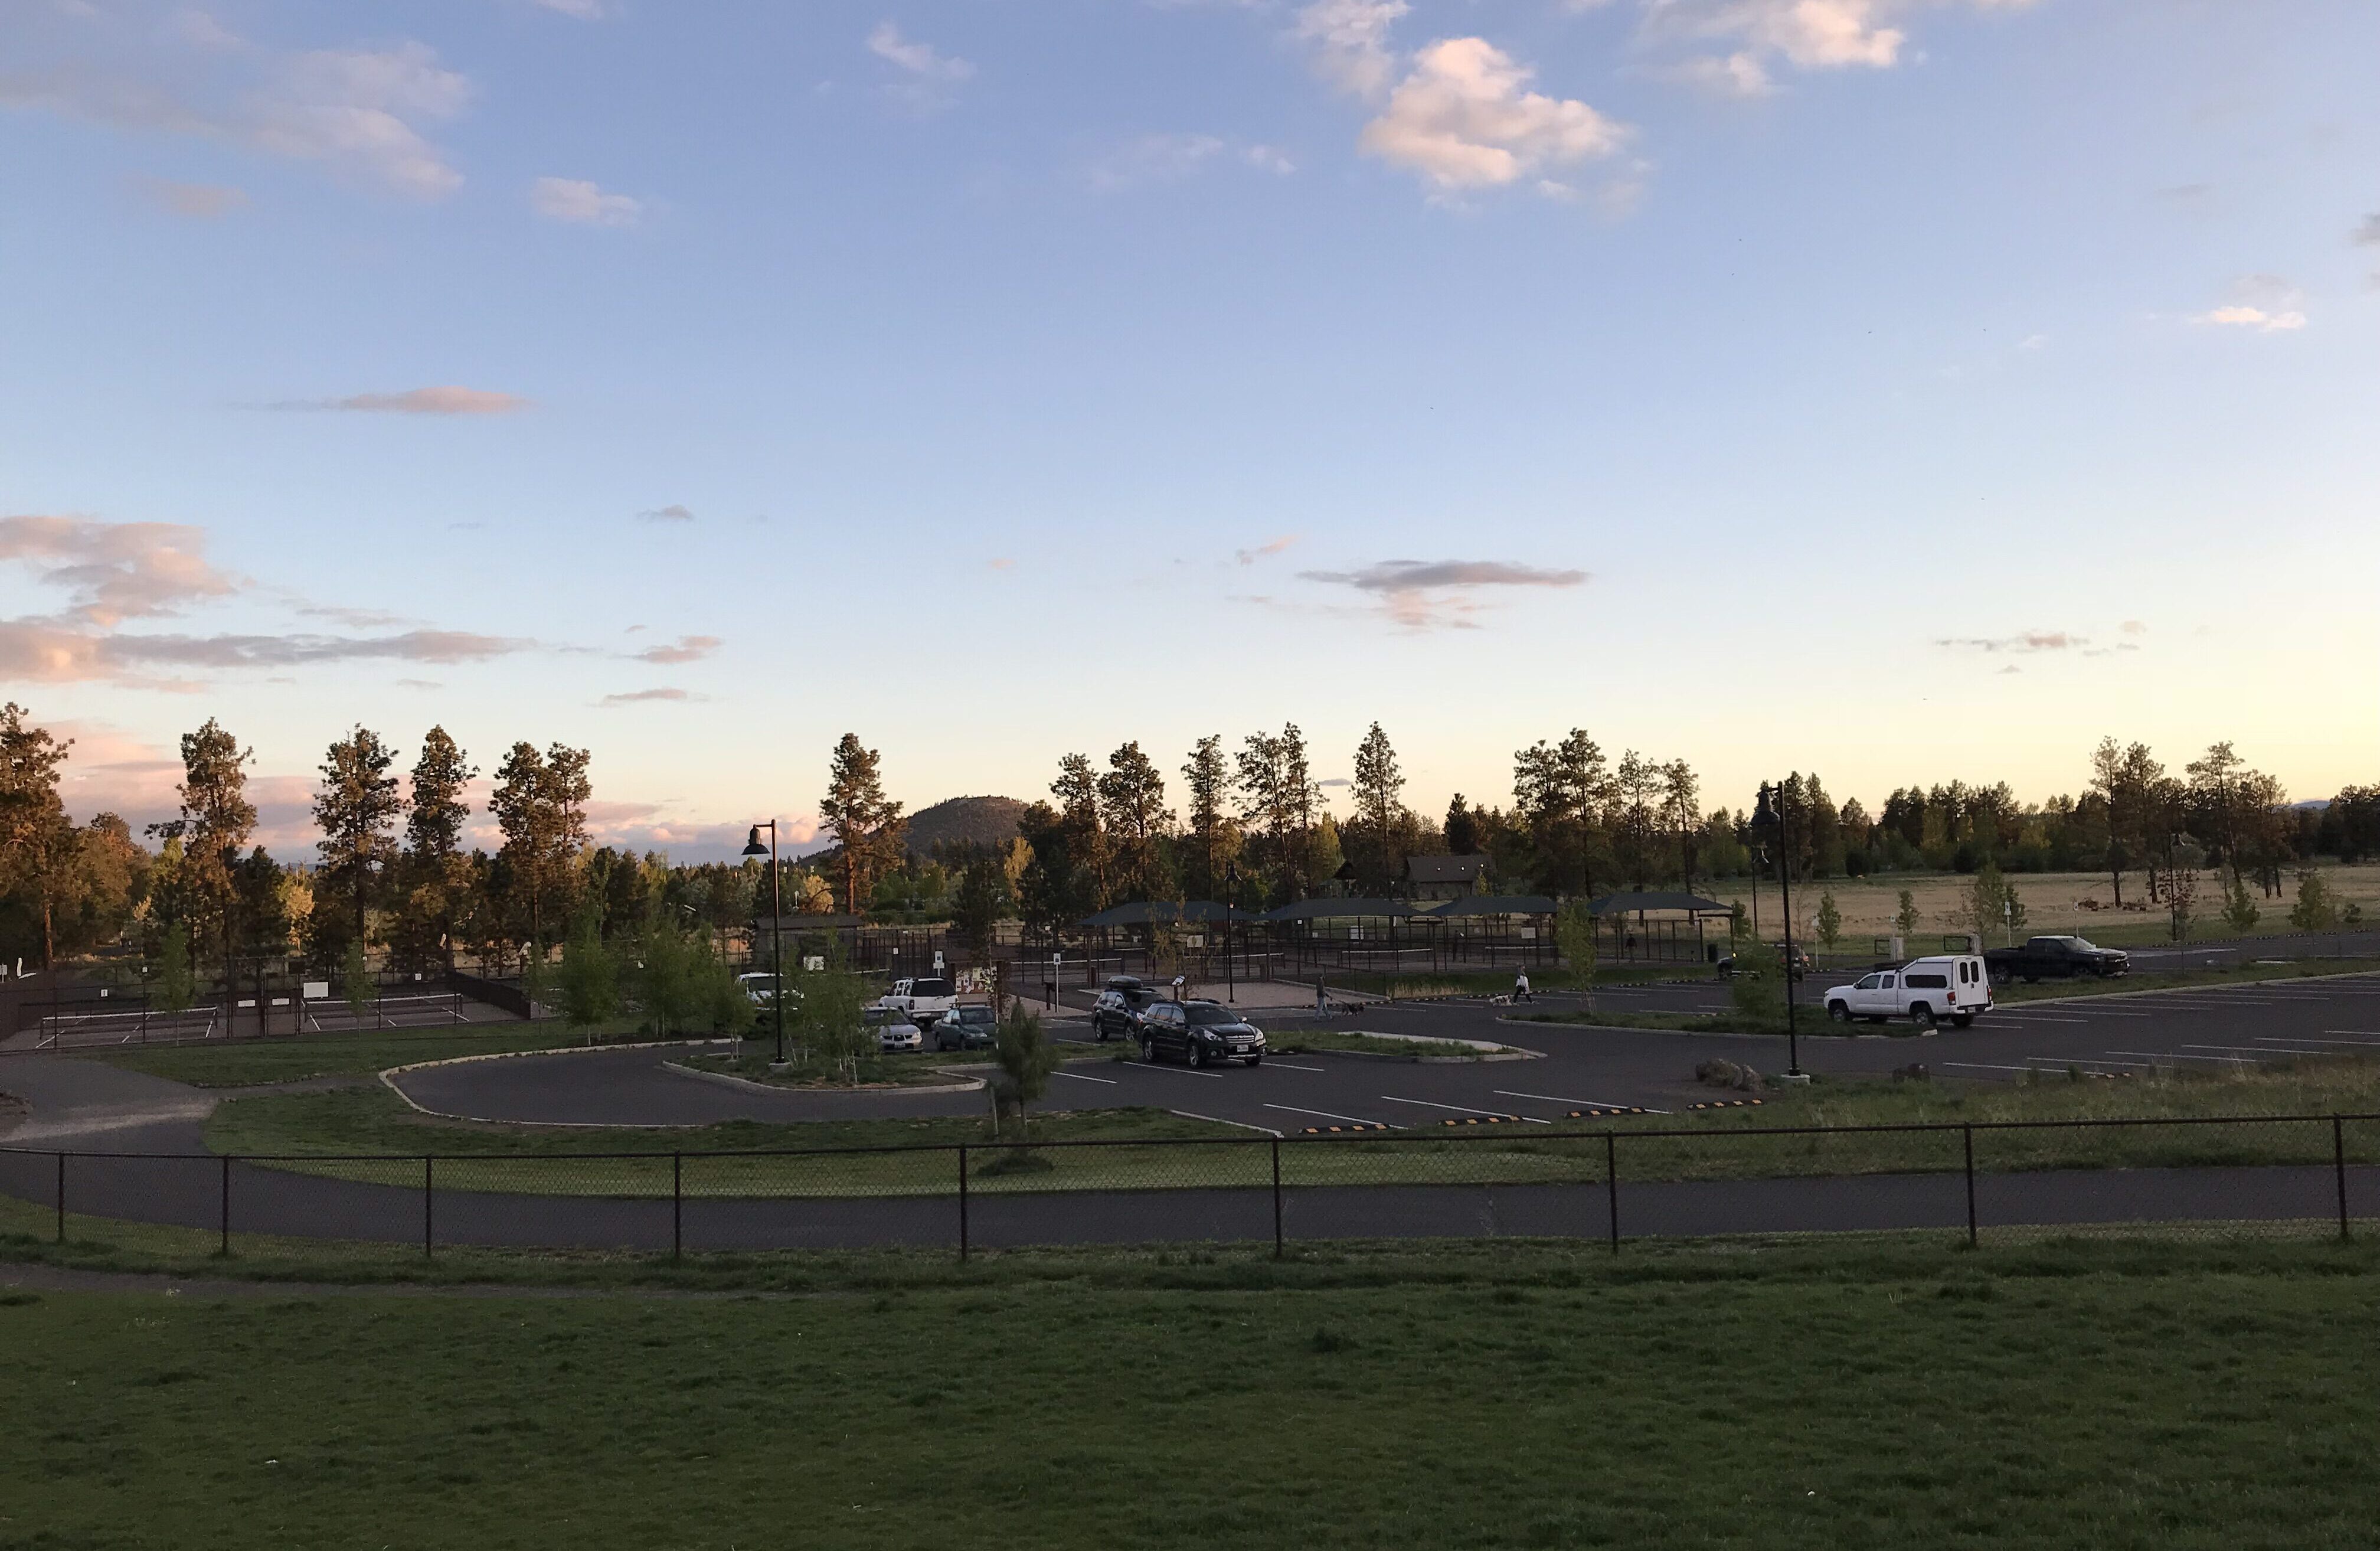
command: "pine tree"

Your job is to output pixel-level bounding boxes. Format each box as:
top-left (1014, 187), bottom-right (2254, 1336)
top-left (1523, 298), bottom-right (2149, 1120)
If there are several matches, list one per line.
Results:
top-left (1098, 742), bottom-right (1173, 902)
top-left (1051, 753), bottom-right (1110, 908)
top-left (1180, 735), bottom-right (1231, 899)
top-left (390, 727), bottom-right (476, 974)
top-left (312, 725), bottom-right (406, 958)
top-left (819, 734), bottom-right (904, 915)
top-left (492, 742), bottom-right (592, 959)
top-left (0, 704), bottom-right (77, 967)
top-left (151, 719), bottom-right (257, 999)
top-left (1349, 722), bottom-right (1409, 893)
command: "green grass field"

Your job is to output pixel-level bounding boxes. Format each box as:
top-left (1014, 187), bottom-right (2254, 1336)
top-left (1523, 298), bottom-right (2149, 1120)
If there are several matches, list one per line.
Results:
top-left (89, 1023), bottom-right (614, 1087)
top-left (5, 1237), bottom-right (2378, 1549)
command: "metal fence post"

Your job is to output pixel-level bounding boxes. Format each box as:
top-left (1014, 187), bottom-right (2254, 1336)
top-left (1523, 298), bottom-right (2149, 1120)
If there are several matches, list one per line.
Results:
top-left (2336, 1115), bottom-right (2350, 1243)
top-left (220, 1154), bottom-right (231, 1256)
top-left (1604, 1132), bottom-right (1619, 1253)
top-left (423, 1155), bottom-right (434, 1258)
top-left (55, 1151), bottom-right (65, 1243)
top-left (1963, 1125), bottom-right (1978, 1249)
top-left (957, 1145), bottom-right (970, 1262)
top-left (1271, 1138), bottom-right (1283, 1259)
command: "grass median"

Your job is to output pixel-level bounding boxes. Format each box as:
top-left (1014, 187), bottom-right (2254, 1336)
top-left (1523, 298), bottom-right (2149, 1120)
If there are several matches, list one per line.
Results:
top-left (86, 1021), bottom-right (640, 1087)
top-left (5, 1237), bottom-right (2379, 1550)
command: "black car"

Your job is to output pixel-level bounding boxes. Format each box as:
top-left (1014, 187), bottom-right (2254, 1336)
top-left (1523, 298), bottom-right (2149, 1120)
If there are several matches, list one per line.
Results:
top-left (933, 1004), bottom-right (998, 1052)
top-left (1716, 942), bottom-right (1815, 982)
top-left (1138, 1000), bottom-right (1266, 1068)
top-left (1984, 935), bottom-right (2130, 983)
top-left (1090, 979), bottom-right (1159, 1042)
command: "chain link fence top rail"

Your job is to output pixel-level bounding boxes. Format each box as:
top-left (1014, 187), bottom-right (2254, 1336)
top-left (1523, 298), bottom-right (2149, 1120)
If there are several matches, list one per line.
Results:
top-left (5, 1111), bottom-right (2377, 1261)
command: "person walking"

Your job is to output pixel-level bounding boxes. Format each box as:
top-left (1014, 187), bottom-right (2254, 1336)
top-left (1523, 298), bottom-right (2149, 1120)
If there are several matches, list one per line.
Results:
top-left (1513, 969), bottom-right (1532, 1003)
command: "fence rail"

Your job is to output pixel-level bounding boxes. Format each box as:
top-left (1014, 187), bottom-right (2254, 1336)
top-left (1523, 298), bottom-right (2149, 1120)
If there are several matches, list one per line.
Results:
top-left (5, 1111), bottom-right (2377, 1264)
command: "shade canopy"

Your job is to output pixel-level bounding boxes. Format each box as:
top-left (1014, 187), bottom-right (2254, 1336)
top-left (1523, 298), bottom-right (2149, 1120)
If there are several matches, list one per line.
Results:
top-left (1258, 897), bottom-right (1434, 922)
top-left (1427, 894), bottom-right (1559, 917)
top-left (1585, 892), bottom-right (1735, 917)
top-left (1077, 899), bottom-right (1257, 928)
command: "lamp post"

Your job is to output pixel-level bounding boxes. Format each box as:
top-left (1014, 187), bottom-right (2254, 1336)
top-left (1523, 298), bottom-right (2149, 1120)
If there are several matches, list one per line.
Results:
top-left (1753, 783), bottom-right (1803, 1079)
top-left (1222, 862), bottom-right (1240, 1005)
top-left (741, 822), bottom-right (787, 1066)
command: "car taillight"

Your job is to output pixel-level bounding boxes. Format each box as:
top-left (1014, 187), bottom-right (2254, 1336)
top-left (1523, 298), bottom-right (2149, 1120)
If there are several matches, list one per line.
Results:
top-left (1947, 991), bottom-right (1956, 1004)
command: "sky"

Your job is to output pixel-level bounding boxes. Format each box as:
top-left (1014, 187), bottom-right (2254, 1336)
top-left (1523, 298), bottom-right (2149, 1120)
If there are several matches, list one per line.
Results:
top-left (4, 0), bottom-right (2376, 861)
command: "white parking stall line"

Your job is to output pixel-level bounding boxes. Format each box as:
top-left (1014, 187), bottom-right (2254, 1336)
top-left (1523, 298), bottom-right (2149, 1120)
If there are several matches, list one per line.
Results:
top-left (1263, 1102), bottom-right (1397, 1128)
top-left (2326, 1030), bottom-right (2380, 1037)
top-left (1120, 1061), bottom-right (1222, 1079)
top-left (1495, 1089), bottom-right (1672, 1114)
top-left (1379, 1095), bottom-right (1551, 1124)
top-left (2028, 1056), bottom-right (2155, 1069)
top-left (1052, 1069), bottom-right (1119, 1085)
top-left (2044, 1008), bottom-right (2154, 1018)
top-left (1988, 1014), bottom-right (2095, 1024)
top-left (1169, 1109), bottom-right (1283, 1137)
top-left (2106, 1049), bottom-right (2250, 1065)
top-left (2275, 1036), bottom-right (2380, 1046)
top-left (2185, 1043), bottom-right (2333, 1057)
top-left (1265, 1062), bottom-right (1328, 1072)
top-left (1940, 1061), bottom-right (2036, 1074)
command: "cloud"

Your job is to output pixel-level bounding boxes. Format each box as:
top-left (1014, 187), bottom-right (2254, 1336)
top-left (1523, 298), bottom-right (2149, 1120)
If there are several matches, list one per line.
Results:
top-left (1245, 143), bottom-right (1296, 175)
top-left (524, 0), bottom-right (607, 17)
top-left (1643, 0), bottom-right (2039, 90)
top-left (0, 515), bottom-right (241, 625)
top-left (1935, 630), bottom-right (2085, 653)
top-left (2356, 213), bottom-right (2380, 247)
top-left (2195, 305), bottom-right (2304, 332)
top-left (597, 687), bottom-right (700, 707)
top-left (530, 175), bottom-right (641, 226)
top-left (1298, 557), bottom-right (1588, 628)
top-left (1293, 0), bottom-right (1411, 100)
top-left (867, 22), bottom-right (973, 81)
top-left (1236, 536), bottom-right (1298, 564)
top-left (988, 557), bottom-right (1016, 571)
top-left (274, 386), bottom-right (529, 414)
top-left (631, 635), bottom-right (721, 665)
top-left (1671, 51), bottom-right (1773, 96)
top-left (0, 32), bottom-right (470, 198)
top-left (129, 174), bottom-right (248, 216)
top-left (0, 620), bottom-right (531, 690)
top-left (1359, 38), bottom-right (1630, 191)
top-left (2120, 619), bottom-right (2147, 635)
top-left (637, 504), bottom-right (695, 523)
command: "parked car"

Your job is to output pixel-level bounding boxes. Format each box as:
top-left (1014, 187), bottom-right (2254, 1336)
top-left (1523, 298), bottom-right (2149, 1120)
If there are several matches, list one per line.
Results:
top-left (865, 1005), bottom-right (924, 1053)
top-left (933, 1003), bottom-right (998, 1052)
top-left (1137, 999), bottom-right (1267, 1067)
top-left (1090, 978), bottom-right (1160, 1042)
top-left (1983, 935), bottom-right (2130, 983)
top-left (880, 976), bottom-right (957, 1027)
top-left (1823, 955), bottom-right (1992, 1028)
top-left (737, 972), bottom-right (798, 1008)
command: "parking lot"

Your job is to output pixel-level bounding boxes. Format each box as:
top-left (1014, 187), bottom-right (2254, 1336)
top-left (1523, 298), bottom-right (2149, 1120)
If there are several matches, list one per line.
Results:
top-left (382, 971), bottom-right (2380, 1133)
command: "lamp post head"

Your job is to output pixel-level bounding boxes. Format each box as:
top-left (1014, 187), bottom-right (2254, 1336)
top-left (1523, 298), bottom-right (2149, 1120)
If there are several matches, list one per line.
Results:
top-left (741, 825), bottom-right (768, 858)
top-left (1752, 783), bottom-right (1779, 831)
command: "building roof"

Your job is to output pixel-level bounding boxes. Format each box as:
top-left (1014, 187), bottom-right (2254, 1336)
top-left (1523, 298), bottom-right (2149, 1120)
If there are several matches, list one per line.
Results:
top-left (1259, 897), bottom-right (1434, 922)
top-left (1427, 894), bottom-right (1559, 917)
top-left (1077, 900), bottom-right (1257, 928)
top-left (1585, 891), bottom-right (1735, 917)
top-left (1405, 854), bottom-right (1490, 884)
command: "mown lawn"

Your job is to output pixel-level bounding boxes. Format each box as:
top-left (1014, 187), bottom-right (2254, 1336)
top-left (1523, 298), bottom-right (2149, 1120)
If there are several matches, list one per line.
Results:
top-left (87, 1023), bottom-right (626, 1087)
top-left (4, 1242), bottom-right (2378, 1550)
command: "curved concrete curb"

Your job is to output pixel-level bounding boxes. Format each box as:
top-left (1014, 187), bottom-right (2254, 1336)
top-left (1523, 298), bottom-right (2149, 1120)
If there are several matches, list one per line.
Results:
top-left (379, 1039), bottom-right (731, 1122)
top-left (661, 1060), bottom-right (986, 1096)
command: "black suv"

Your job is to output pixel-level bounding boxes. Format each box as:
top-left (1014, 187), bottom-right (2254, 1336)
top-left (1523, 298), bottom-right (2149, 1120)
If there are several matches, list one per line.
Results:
top-left (1090, 978), bottom-right (1159, 1042)
top-left (1139, 1000), bottom-right (1267, 1068)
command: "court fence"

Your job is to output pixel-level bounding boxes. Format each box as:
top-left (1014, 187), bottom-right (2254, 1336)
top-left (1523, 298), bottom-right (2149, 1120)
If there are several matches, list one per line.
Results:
top-left (5, 1111), bottom-right (2376, 1266)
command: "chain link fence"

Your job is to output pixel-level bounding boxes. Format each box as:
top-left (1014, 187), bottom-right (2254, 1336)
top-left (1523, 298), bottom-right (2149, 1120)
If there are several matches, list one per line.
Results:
top-left (5, 1112), bottom-right (2375, 1264)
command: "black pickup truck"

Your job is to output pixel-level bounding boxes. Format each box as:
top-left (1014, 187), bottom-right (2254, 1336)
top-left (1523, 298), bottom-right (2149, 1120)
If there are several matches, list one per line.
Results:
top-left (1983, 935), bottom-right (2130, 982)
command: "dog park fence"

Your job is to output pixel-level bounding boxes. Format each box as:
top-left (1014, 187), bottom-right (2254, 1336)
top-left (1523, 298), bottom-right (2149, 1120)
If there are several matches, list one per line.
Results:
top-left (5, 1112), bottom-right (2378, 1263)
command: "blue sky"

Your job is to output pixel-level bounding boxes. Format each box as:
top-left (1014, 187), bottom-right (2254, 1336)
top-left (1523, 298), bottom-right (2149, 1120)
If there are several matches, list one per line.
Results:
top-left (4, 0), bottom-right (2376, 858)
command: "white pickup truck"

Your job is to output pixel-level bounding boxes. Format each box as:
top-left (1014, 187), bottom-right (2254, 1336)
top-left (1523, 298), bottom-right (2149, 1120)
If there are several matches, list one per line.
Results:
top-left (1823, 954), bottom-right (1992, 1029)
top-left (878, 976), bottom-right (957, 1028)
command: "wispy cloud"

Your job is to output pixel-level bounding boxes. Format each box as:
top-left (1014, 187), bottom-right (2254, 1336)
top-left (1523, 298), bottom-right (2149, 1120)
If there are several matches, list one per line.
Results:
top-left (1236, 536), bottom-right (1298, 565)
top-left (272, 386), bottom-right (529, 414)
top-left (0, 621), bottom-right (531, 691)
top-left (1299, 557), bottom-right (1588, 628)
top-left (1936, 630), bottom-right (2085, 653)
top-left (636, 503), bottom-right (695, 523)
top-left (1294, 0), bottom-right (1410, 101)
top-left (524, 0), bottom-right (607, 18)
top-left (597, 687), bottom-right (699, 707)
top-left (630, 635), bottom-right (721, 665)
top-left (867, 21), bottom-right (972, 107)
top-left (0, 515), bottom-right (241, 625)
top-left (128, 174), bottom-right (248, 217)
top-left (1, 34), bottom-right (474, 198)
top-left (530, 175), bottom-right (640, 226)
top-left (988, 557), bottom-right (1016, 571)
